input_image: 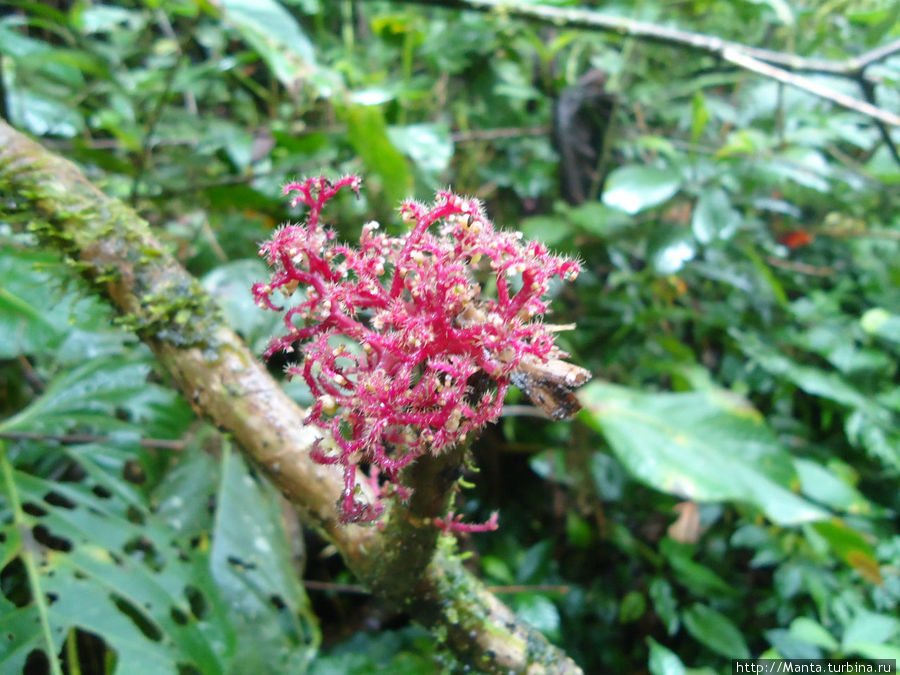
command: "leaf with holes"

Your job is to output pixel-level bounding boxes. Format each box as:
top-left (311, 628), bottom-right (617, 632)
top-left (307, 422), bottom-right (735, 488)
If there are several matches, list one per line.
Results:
top-left (0, 449), bottom-right (236, 674)
top-left (210, 446), bottom-right (320, 671)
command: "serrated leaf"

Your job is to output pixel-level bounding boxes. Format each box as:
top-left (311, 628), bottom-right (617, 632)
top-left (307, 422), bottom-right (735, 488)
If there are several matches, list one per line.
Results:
top-left (579, 383), bottom-right (829, 525)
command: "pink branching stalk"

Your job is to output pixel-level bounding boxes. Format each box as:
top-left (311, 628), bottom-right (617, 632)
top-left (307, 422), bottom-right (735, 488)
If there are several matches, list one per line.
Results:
top-left (253, 175), bottom-right (581, 524)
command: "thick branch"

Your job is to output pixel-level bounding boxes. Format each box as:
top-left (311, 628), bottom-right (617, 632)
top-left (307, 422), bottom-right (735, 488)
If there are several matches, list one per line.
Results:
top-left (0, 121), bottom-right (582, 674)
top-left (401, 0), bottom-right (900, 126)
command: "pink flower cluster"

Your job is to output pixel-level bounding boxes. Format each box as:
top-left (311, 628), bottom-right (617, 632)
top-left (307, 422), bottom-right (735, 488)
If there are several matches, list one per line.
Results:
top-left (253, 176), bottom-right (580, 524)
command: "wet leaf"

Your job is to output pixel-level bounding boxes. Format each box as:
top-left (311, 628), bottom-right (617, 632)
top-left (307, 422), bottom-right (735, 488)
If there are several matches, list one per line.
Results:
top-left (580, 383), bottom-right (829, 525)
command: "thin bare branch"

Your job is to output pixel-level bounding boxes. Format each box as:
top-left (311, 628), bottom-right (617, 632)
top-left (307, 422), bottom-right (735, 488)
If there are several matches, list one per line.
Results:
top-left (722, 48), bottom-right (900, 128)
top-left (400, 0), bottom-right (900, 126)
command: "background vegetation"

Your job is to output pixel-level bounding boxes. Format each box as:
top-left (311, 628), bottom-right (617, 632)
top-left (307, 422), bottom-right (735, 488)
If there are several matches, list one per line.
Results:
top-left (2, 0), bottom-right (899, 672)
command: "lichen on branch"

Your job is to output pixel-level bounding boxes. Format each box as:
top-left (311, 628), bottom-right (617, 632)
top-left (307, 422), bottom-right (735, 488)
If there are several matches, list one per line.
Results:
top-left (253, 175), bottom-right (585, 524)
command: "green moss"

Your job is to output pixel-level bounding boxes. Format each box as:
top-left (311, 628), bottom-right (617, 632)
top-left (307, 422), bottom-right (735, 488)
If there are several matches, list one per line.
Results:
top-left (3, 152), bottom-right (222, 349)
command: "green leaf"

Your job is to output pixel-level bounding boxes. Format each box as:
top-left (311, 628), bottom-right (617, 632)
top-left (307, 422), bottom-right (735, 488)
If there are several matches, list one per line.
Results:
top-left (660, 538), bottom-right (736, 598)
top-left (387, 123), bottom-right (454, 178)
top-left (562, 201), bottom-right (632, 238)
top-left (842, 612), bottom-right (900, 653)
top-left (211, 445), bottom-right (319, 671)
top-left (1, 454), bottom-right (235, 674)
top-left (733, 331), bottom-right (875, 410)
top-left (811, 520), bottom-right (880, 584)
top-left (682, 603), bottom-right (750, 658)
top-left (0, 356), bottom-right (152, 435)
top-left (647, 637), bottom-right (686, 675)
top-left (514, 594), bottom-right (560, 640)
top-left (308, 626), bottom-right (436, 674)
top-left (860, 308), bottom-right (900, 344)
top-left (220, 0), bottom-right (317, 91)
top-left (734, 331), bottom-right (900, 470)
top-left (648, 228), bottom-right (696, 274)
top-left (0, 249), bottom-right (127, 360)
top-left (579, 383), bottom-right (829, 525)
top-left (338, 103), bottom-right (413, 209)
top-left (619, 590), bottom-right (646, 623)
top-left (602, 166), bottom-right (681, 215)
top-left (788, 617), bottom-right (838, 651)
top-left (793, 459), bottom-right (873, 515)
top-left (691, 188), bottom-right (741, 244)
top-left (202, 259), bottom-right (282, 354)
top-left (649, 578), bottom-right (679, 636)
top-left (690, 92), bottom-right (709, 146)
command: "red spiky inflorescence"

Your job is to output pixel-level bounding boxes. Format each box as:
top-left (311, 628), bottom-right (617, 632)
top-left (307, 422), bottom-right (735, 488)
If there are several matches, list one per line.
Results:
top-left (253, 175), bottom-right (580, 525)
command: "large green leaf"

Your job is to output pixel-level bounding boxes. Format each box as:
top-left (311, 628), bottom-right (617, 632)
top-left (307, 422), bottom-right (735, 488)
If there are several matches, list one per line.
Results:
top-left (210, 446), bottom-right (319, 671)
top-left (0, 449), bottom-right (236, 674)
top-left (647, 637), bottom-right (686, 675)
top-left (0, 249), bottom-right (128, 360)
top-left (579, 383), bottom-right (829, 525)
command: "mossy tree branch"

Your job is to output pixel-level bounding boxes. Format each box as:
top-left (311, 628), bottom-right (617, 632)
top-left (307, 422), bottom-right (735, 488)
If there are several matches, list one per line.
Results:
top-left (0, 120), bottom-right (582, 674)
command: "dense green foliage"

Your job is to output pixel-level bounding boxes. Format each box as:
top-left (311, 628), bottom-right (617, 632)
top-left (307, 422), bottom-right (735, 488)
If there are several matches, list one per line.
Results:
top-left (2, 1), bottom-right (899, 673)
